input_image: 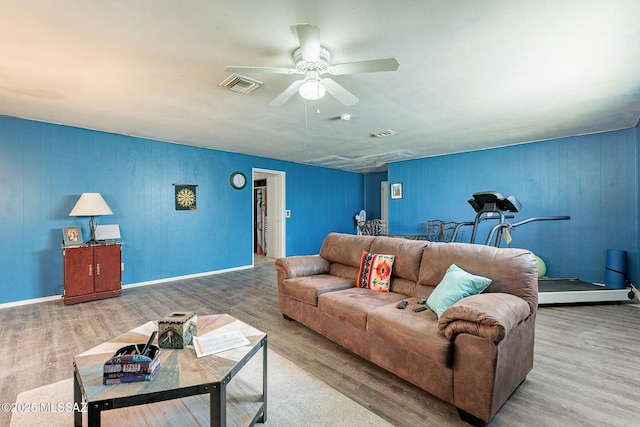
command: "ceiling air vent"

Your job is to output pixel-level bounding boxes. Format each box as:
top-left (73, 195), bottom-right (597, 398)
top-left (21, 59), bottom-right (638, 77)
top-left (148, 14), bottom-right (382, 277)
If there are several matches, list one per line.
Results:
top-left (370, 129), bottom-right (398, 138)
top-left (220, 74), bottom-right (263, 94)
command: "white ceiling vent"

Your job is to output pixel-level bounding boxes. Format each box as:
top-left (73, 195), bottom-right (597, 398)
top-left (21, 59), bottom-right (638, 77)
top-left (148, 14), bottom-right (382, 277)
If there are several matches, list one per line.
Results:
top-left (370, 129), bottom-right (398, 138)
top-left (220, 74), bottom-right (263, 94)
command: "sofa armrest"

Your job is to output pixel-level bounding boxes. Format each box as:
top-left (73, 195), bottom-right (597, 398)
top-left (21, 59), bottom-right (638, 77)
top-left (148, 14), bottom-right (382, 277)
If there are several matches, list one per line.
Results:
top-left (437, 293), bottom-right (531, 343)
top-left (275, 255), bottom-right (331, 279)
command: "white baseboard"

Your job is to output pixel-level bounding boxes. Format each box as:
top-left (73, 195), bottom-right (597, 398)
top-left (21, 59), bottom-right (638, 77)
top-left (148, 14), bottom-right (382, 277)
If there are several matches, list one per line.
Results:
top-left (0, 264), bottom-right (254, 310)
top-left (0, 295), bottom-right (62, 310)
top-left (123, 264), bottom-right (253, 289)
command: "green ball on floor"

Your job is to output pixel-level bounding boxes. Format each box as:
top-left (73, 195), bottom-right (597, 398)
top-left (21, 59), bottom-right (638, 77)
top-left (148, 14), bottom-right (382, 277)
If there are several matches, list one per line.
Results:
top-left (535, 255), bottom-right (546, 278)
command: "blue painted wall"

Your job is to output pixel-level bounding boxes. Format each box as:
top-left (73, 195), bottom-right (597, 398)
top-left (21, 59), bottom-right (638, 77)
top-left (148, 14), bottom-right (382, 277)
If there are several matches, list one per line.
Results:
top-left (388, 128), bottom-right (639, 286)
top-left (3, 114), bottom-right (639, 303)
top-left (364, 171), bottom-right (387, 219)
top-left (0, 116), bottom-right (363, 304)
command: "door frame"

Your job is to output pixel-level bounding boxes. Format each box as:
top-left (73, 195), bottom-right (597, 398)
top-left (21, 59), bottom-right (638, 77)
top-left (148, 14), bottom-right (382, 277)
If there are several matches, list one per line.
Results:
top-left (252, 168), bottom-right (286, 263)
top-left (381, 180), bottom-right (389, 227)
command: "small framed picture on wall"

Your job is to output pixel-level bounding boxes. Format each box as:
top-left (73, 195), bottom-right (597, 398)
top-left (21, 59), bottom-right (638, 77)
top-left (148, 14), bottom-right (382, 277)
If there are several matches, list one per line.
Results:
top-left (62, 226), bottom-right (83, 246)
top-left (390, 183), bottom-right (403, 199)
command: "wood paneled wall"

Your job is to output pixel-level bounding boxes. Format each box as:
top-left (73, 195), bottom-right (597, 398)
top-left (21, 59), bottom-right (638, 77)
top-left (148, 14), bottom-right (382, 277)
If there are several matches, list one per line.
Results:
top-left (388, 128), bottom-right (639, 285)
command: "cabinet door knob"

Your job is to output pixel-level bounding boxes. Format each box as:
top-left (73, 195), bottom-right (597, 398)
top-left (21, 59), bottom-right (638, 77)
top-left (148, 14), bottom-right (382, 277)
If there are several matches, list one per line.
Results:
top-left (89, 265), bottom-right (93, 276)
top-left (96, 264), bottom-right (100, 275)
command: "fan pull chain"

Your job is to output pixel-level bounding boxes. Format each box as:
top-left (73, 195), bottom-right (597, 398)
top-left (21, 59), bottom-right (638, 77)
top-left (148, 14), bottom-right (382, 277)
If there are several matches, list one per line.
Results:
top-left (305, 99), bottom-right (308, 134)
top-left (303, 99), bottom-right (321, 135)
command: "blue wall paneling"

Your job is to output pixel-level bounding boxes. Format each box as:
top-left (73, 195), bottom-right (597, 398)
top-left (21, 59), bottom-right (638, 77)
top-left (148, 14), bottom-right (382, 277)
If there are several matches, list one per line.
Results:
top-left (388, 128), bottom-right (639, 286)
top-left (363, 171), bottom-right (387, 220)
top-left (0, 116), bottom-right (363, 304)
top-left (2, 114), bottom-right (639, 304)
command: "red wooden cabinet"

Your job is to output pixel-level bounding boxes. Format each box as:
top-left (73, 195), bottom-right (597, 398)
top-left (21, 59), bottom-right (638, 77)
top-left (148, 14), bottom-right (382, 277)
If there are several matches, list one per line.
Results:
top-left (63, 244), bottom-right (122, 305)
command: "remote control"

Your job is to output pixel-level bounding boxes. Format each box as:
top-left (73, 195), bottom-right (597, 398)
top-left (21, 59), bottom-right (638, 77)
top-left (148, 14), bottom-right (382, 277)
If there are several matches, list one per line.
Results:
top-left (417, 298), bottom-right (427, 305)
top-left (413, 306), bottom-right (427, 313)
top-left (396, 300), bottom-right (408, 309)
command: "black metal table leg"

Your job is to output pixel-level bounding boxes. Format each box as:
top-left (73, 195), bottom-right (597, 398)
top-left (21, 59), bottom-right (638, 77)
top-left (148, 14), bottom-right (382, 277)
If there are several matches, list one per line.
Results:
top-left (260, 338), bottom-right (267, 423)
top-left (87, 403), bottom-right (101, 427)
top-left (73, 368), bottom-right (83, 427)
top-left (210, 382), bottom-right (225, 427)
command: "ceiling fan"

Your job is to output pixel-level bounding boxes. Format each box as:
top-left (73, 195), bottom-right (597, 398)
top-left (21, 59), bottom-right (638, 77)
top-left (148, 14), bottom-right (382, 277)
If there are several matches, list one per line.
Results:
top-left (225, 24), bottom-right (399, 106)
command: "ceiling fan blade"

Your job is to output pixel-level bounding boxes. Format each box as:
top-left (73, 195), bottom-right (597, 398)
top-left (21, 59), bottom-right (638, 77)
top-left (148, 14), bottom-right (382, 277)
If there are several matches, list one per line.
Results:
top-left (321, 78), bottom-right (359, 106)
top-left (327, 58), bottom-right (400, 75)
top-left (225, 66), bottom-right (298, 75)
top-left (296, 24), bottom-right (321, 62)
top-left (270, 80), bottom-right (305, 106)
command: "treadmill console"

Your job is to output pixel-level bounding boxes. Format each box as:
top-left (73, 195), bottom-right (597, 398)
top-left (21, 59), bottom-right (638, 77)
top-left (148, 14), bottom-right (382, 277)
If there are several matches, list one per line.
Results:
top-left (467, 191), bottom-right (521, 213)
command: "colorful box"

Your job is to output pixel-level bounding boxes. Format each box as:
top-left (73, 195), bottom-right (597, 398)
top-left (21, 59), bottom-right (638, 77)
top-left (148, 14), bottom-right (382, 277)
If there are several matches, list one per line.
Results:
top-left (158, 311), bottom-right (197, 349)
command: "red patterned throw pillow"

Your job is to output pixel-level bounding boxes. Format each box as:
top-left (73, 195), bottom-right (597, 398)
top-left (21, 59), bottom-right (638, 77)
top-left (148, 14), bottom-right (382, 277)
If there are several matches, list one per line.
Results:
top-left (357, 251), bottom-right (395, 292)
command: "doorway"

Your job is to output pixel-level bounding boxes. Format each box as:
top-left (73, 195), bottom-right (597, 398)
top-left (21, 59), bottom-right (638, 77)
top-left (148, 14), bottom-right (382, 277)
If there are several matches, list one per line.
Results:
top-left (252, 168), bottom-right (286, 264)
top-left (381, 181), bottom-right (389, 226)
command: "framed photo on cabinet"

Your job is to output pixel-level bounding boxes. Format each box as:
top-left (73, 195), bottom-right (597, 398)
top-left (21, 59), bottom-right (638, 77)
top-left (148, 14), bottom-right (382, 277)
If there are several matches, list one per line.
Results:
top-left (390, 183), bottom-right (403, 199)
top-left (62, 226), bottom-right (83, 246)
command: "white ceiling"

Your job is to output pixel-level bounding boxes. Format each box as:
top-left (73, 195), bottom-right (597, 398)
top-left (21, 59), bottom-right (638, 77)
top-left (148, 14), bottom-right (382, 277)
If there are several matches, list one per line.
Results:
top-left (2, 1), bottom-right (640, 173)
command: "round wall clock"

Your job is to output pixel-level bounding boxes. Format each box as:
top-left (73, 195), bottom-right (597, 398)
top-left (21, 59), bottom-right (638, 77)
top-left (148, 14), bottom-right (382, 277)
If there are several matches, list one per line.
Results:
top-left (230, 171), bottom-right (247, 190)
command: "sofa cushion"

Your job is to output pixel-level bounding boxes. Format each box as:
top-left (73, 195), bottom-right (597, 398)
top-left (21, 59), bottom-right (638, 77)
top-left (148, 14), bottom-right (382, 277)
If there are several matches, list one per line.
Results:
top-left (367, 299), bottom-right (452, 367)
top-left (320, 233), bottom-right (375, 268)
top-left (427, 264), bottom-right (492, 317)
top-left (281, 274), bottom-right (354, 306)
top-left (318, 288), bottom-right (406, 330)
top-left (357, 251), bottom-right (395, 292)
top-left (390, 277), bottom-right (434, 298)
top-left (370, 237), bottom-right (426, 282)
top-left (418, 242), bottom-right (538, 314)
top-left (329, 263), bottom-right (360, 280)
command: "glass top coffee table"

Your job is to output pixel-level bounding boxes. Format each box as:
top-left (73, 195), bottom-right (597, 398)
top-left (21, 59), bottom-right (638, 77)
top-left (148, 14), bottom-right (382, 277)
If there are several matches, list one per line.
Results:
top-left (73, 314), bottom-right (267, 426)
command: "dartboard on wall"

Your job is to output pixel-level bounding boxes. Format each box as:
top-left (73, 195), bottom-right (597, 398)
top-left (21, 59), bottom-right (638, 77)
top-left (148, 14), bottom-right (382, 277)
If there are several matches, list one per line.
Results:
top-left (175, 184), bottom-right (197, 210)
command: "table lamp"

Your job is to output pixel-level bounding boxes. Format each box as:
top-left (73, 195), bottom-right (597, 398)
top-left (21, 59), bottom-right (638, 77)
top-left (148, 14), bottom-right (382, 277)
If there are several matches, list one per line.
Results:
top-left (69, 193), bottom-right (113, 244)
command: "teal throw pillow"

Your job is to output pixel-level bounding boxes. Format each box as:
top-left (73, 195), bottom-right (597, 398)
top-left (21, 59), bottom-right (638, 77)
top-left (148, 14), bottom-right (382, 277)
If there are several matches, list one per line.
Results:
top-left (427, 264), bottom-right (492, 317)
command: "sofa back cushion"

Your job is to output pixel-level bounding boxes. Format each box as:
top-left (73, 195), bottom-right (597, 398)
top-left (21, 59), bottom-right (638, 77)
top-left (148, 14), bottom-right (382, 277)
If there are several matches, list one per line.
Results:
top-left (370, 236), bottom-right (427, 282)
top-left (320, 233), bottom-right (375, 268)
top-left (390, 277), bottom-right (434, 298)
top-left (329, 263), bottom-right (360, 280)
top-left (418, 242), bottom-right (538, 313)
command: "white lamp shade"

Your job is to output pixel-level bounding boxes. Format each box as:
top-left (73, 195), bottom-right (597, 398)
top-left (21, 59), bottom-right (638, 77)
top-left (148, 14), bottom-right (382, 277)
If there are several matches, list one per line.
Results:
top-left (298, 81), bottom-right (326, 101)
top-left (69, 193), bottom-right (113, 217)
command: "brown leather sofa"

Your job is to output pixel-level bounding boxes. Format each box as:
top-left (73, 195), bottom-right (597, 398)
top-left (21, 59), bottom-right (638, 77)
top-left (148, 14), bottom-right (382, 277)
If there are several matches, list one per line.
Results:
top-left (276, 232), bottom-right (538, 425)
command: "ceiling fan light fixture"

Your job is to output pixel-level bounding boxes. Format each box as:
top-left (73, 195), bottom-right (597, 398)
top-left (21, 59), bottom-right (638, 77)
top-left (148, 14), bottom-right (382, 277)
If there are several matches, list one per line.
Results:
top-left (225, 24), bottom-right (398, 106)
top-left (298, 80), bottom-right (326, 101)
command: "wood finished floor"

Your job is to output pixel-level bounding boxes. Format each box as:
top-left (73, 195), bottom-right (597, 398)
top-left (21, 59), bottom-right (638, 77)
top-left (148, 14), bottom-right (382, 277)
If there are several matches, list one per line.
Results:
top-left (1, 258), bottom-right (639, 427)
